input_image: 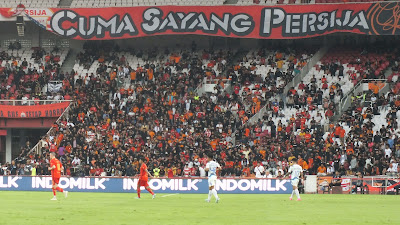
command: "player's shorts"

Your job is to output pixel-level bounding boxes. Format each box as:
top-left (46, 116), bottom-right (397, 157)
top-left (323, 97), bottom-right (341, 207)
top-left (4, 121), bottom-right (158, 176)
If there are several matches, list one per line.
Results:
top-left (52, 177), bottom-right (60, 185)
top-left (208, 175), bottom-right (217, 187)
top-left (291, 178), bottom-right (299, 186)
top-left (139, 179), bottom-right (149, 187)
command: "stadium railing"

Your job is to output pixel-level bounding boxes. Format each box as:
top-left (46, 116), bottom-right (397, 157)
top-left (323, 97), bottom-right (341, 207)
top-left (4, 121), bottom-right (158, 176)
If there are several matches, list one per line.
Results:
top-left (203, 78), bottom-right (232, 93)
top-left (283, 46), bottom-right (329, 98)
top-left (338, 78), bottom-right (388, 115)
top-left (230, 46), bottom-right (328, 143)
top-left (194, 77), bottom-right (207, 96)
top-left (0, 100), bottom-right (72, 106)
top-left (27, 101), bottom-right (73, 155)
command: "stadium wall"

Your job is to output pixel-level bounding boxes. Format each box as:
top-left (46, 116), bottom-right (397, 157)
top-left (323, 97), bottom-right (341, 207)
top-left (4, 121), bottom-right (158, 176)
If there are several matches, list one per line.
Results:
top-left (0, 176), bottom-right (292, 194)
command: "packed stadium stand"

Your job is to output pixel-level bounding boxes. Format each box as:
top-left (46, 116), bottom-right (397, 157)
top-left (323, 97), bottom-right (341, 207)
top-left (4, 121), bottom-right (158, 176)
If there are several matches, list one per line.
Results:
top-left (0, 0), bottom-right (399, 179)
top-left (2, 37), bottom-right (397, 178)
top-left (0, 44), bottom-right (69, 104)
top-left (6, 41), bottom-right (242, 176)
top-left (229, 47), bottom-right (312, 125)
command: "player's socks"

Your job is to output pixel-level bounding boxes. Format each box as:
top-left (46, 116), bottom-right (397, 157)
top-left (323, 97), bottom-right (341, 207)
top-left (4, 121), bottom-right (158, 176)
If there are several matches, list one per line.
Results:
top-left (207, 190), bottom-right (212, 201)
top-left (52, 189), bottom-right (56, 196)
top-left (56, 187), bottom-right (64, 192)
top-left (137, 189), bottom-right (141, 198)
top-left (295, 189), bottom-right (300, 199)
top-left (211, 189), bottom-right (219, 200)
top-left (290, 190), bottom-right (294, 199)
top-left (146, 187), bottom-right (154, 195)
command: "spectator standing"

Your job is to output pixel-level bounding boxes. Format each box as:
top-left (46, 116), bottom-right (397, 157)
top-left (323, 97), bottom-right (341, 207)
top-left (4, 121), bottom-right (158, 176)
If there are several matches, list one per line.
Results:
top-left (254, 163), bottom-right (265, 178)
top-left (199, 166), bottom-right (206, 177)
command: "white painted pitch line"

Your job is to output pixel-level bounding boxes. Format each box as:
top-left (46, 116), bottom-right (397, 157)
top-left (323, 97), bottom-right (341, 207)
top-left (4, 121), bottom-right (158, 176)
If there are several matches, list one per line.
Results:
top-left (161, 193), bottom-right (180, 198)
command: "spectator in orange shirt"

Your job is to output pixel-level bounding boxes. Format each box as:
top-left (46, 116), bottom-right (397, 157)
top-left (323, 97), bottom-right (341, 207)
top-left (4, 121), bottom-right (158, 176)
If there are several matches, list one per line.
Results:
top-left (317, 164), bottom-right (327, 176)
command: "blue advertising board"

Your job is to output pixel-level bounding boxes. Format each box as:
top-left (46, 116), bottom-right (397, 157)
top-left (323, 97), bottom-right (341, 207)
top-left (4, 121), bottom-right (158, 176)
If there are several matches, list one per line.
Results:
top-left (0, 176), bottom-right (292, 194)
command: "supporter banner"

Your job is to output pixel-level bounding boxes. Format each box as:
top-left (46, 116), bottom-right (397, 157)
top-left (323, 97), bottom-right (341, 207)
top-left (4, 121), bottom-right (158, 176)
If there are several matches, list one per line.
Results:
top-left (0, 102), bottom-right (69, 118)
top-left (0, 4), bottom-right (25, 18)
top-left (0, 176), bottom-right (292, 194)
top-left (47, 83), bottom-right (63, 93)
top-left (1, 2), bottom-right (399, 39)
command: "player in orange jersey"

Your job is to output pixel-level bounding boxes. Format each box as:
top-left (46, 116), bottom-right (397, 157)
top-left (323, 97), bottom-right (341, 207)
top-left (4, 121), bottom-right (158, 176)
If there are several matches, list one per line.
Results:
top-left (49, 152), bottom-right (68, 200)
top-left (136, 157), bottom-right (155, 199)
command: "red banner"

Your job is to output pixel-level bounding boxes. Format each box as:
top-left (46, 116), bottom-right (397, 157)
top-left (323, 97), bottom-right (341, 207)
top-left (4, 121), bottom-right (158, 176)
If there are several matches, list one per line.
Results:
top-left (21, 2), bottom-right (395, 40)
top-left (0, 4), bottom-right (25, 18)
top-left (0, 102), bottom-right (70, 118)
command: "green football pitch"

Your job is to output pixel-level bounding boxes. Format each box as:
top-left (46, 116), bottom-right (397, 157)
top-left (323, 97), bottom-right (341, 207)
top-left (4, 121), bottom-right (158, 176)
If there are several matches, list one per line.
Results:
top-left (0, 191), bottom-right (399, 225)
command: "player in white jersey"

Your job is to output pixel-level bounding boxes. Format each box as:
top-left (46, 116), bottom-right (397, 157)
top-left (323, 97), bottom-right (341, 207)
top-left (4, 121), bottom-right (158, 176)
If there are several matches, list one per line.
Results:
top-left (284, 157), bottom-right (303, 201)
top-left (205, 152), bottom-right (221, 203)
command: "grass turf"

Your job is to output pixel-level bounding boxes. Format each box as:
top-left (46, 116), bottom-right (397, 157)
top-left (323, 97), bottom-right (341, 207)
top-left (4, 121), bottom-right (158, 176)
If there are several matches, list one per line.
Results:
top-left (0, 191), bottom-right (399, 225)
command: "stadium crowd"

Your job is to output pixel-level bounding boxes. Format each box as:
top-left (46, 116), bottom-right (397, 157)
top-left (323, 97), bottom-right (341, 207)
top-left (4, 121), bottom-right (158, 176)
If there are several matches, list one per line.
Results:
top-left (235, 44), bottom-right (400, 178)
top-left (3, 42), bottom-right (400, 179)
top-left (0, 44), bottom-right (69, 103)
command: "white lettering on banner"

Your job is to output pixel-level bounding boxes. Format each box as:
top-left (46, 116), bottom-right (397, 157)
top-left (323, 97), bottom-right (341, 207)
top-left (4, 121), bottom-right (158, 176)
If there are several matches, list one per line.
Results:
top-left (175, 179), bottom-right (179, 190)
top-left (216, 179), bottom-right (238, 191)
top-left (26, 177), bottom-right (289, 192)
top-left (97, 178), bottom-right (107, 189)
top-left (178, 179), bottom-right (187, 191)
top-left (228, 179), bottom-right (238, 191)
top-left (141, 8), bottom-right (254, 36)
top-left (217, 179), bottom-right (288, 192)
top-left (50, 10), bottom-right (138, 39)
top-left (250, 179), bottom-right (263, 191)
top-left (122, 178), bottom-right (148, 190)
top-left (238, 179), bottom-right (250, 191)
top-left (161, 179), bottom-right (174, 190)
top-left (187, 179), bottom-right (199, 191)
top-left (123, 178), bottom-right (136, 190)
top-left (0, 176), bottom-right (20, 188)
top-left (150, 179), bottom-right (161, 190)
top-left (266, 179), bottom-right (275, 191)
top-left (123, 178), bottom-right (201, 191)
top-left (68, 177), bottom-right (82, 189)
top-left (87, 178), bottom-right (94, 190)
top-left (32, 177), bottom-right (52, 188)
top-left (275, 180), bottom-right (287, 191)
top-left (260, 8), bottom-right (369, 37)
top-left (32, 177), bottom-right (107, 190)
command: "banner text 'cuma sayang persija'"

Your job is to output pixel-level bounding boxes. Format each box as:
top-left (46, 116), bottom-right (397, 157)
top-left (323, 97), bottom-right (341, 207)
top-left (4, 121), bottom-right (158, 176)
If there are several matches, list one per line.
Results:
top-left (1, 2), bottom-right (399, 39)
